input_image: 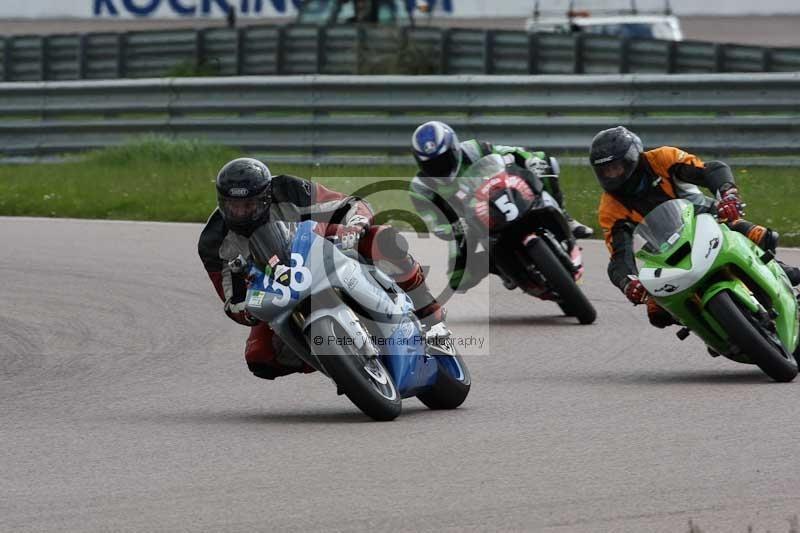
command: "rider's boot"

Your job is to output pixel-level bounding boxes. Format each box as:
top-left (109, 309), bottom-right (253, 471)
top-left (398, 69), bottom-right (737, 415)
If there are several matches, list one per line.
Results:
top-left (395, 261), bottom-right (446, 330)
top-left (730, 219), bottom-right (779, 253)
top-left (647, 299), bottom-right (678, 329)
top-left (729, 220), bottom-right (800, 285)
top-left (564, 211), bottom-right (594, 239)
top-left (367, 226), bottom-right (448, 332)
top-left (778, 261), bottom-right (800, 287)
top-left (502, 277), bottom-right (518, 291)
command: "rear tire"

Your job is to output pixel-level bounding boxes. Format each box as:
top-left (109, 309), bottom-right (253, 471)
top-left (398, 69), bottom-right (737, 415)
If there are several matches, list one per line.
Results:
top-left (707, 291), bottom-right (797, 382)
top-left (526, 238), bottom-right (596, 324)
top-left (309, 318), bottom-right (402, 421)
top-left (417, 354), bottom-right (471, 410)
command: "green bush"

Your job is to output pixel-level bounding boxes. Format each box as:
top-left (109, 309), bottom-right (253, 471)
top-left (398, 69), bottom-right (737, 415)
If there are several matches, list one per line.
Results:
top-left (165, 57), bottom-right (222, 78)
top-left (83, 135), bottom-right (235, 167)
top-left (359, 38), bottom-right (439, 75)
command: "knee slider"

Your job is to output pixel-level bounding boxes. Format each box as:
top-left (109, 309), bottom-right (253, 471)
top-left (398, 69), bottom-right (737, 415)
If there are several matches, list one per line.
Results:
top-left (374, 225), bottom-right (409, 261)
top-left (247, 362), bottom-right (296, 380)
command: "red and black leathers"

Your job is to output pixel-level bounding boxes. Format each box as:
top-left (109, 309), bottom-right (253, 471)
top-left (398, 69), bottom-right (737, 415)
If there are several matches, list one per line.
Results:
top-left (199, 174), bottom-right (440, 380)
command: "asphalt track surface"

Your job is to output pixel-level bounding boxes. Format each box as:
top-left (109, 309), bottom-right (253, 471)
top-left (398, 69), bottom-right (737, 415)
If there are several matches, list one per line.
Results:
top-left (3, 217), bottom-right (800, 532)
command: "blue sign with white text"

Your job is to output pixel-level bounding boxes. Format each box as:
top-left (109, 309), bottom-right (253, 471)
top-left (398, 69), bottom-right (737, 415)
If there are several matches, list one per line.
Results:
top-left (94, 0), bottom-right (303, 16)
top-left (93, 0), bottom-right (452, 17)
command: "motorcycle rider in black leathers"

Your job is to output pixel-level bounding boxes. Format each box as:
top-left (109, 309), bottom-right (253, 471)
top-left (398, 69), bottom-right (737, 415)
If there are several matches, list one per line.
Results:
top-left (199, 158), bottom-right (446, 380)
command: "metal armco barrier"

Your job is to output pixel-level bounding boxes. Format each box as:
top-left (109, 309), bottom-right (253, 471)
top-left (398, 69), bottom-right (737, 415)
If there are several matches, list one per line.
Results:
top-left (1, 25), bottom-right (800, 81)
top-left (0, 74), bottom-right (798, 159)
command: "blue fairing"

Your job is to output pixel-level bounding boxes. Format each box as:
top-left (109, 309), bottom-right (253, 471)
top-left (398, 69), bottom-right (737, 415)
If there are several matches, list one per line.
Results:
top-left (249, 265), bottom-right (266, 291)
top-left (291, 220), bottom-right (316, 263)
top-left (379, 298), bottom-right (438, 398)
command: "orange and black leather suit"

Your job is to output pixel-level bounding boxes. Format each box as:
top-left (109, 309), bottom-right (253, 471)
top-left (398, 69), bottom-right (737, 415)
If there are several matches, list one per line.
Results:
top-left (599, 147), bottom-right (763, 292)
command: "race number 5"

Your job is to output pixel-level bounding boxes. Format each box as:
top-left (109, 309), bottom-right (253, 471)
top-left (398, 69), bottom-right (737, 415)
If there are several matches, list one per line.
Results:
top-left (494, 194), bottom-right (519, 222)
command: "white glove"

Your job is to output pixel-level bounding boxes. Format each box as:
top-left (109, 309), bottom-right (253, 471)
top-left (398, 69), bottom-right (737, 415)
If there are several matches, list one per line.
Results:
top-left (524, 156), bottom-right (549, 174)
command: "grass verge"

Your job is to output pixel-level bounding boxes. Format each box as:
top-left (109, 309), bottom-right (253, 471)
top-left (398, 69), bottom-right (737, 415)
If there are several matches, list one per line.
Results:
top-left (1, 137), bottom-right (798, 245)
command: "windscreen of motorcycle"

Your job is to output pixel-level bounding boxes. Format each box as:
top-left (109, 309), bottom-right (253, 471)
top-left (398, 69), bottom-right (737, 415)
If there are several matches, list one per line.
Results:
top-left (633, 199), bottom-right (692, 255)
top-left (463, 153), bottom-right (507, 179)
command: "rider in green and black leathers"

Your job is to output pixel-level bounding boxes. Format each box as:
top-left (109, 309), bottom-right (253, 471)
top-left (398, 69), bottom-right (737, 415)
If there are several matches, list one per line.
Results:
top-left (409, 120), bottom-right (593, 292)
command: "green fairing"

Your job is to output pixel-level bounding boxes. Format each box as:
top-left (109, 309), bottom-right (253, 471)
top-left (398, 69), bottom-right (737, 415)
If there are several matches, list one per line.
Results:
top-left (635, 202), bottom-right (799, 361)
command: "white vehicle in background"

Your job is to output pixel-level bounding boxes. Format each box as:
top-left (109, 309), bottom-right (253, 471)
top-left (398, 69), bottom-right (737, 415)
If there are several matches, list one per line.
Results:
top-left (526, 1), bottom-right (684, 41)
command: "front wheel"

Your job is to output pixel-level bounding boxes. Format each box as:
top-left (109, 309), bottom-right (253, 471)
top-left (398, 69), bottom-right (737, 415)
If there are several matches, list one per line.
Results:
top-left (309, 318), bottom-right (402, 421)
top-left (707, 291), bottom-right (798, 382)
top-left (526, 237), bottom-right (597, 324)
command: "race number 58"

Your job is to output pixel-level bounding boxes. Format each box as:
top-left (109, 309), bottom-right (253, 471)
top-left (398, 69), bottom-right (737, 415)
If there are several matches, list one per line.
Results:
top-left (266, 253), bottom-right (312, 307)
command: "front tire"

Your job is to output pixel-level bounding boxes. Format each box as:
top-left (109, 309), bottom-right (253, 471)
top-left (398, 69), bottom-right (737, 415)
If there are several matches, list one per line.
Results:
top-left (526, 238), bottom-right (596, 324)
top-left (707, 291), bottom-right (798, 382)
top-left (309, 318), bottom-right (402, 421)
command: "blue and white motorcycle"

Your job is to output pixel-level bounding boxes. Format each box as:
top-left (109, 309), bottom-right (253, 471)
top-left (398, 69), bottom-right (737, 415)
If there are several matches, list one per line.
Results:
top-left (240, 220), bottom-right (471, 421)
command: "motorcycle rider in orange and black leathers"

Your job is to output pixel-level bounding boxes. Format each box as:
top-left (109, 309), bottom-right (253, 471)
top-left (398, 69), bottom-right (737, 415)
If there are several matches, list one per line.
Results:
top-left (592, 126), bottom-right (800, 328)
top-left (198, 158), bottom-right (445, 380)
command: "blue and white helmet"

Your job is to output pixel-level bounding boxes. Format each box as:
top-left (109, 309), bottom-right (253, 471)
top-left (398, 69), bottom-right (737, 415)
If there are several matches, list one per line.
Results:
top-left (411, 121), bottom-right (462, 182)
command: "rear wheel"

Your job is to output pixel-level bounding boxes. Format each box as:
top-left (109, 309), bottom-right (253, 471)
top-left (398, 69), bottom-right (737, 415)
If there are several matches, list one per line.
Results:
top-left (526, 238), bottom-right (596, 324)
top-left (417, 354), bottom-right (471, 410)
top-left (309, 318), bottom-right (402, 421)
top-left (707, 291), bottom-right (797, 382)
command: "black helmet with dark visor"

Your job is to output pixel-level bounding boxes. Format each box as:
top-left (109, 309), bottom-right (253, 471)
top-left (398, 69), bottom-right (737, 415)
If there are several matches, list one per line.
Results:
top-left (589, 126), bottom-right (644, 193)
top-left (215, 158), bottom-right (272, 236)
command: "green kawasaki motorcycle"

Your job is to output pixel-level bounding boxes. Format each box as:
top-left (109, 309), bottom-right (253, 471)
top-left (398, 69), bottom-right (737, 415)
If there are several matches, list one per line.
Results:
top-left (634, 199), bottom-right (800, 382)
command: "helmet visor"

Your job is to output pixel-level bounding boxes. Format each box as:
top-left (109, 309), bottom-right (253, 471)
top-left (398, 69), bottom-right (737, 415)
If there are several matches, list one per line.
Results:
top-left (219, 194), bottom-right (269, 228)
top-left (593, 146), bottom-right (639, 192)
top-left (420, 150), bottom-right (461, 182)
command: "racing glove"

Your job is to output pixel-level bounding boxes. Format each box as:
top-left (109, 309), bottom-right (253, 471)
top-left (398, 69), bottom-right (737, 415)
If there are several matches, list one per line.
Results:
top-left (716, 185), bottom-right (745, 222)
top-left (622, 275), bottom-right (648, 305)
top-left (523, 155), bottom-right (549, 174)
top-left (224, 297), bottom-right (260, 326)
top-left (345, 213), bottom-right (371, 233)
top-left (327, 224), bottom-right (365, 251)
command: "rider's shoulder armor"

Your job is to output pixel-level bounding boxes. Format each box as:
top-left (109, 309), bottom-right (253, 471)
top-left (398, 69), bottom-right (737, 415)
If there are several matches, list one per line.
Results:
top-left (198, 208), bottom-right (227, 272)
top-left (410, 175), bottom-right (435, 199)
top-left (270, 174), bottom-right (314, 207)
top-left (459, 139), bottom-right (492, 166)
top-left (642, 147), bottom-right (703, 178)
